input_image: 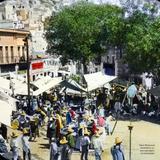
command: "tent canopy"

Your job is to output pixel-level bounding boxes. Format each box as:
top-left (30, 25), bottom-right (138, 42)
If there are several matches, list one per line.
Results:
top-left (60, 79), bottom-right (86, 92)
top-left (0, 77), bottom-right (31, 96)
top-left (0, 100), bottom-right (12, 127)
top-left (84, 72), bottom-right (117, 92)
top-left (0, 90), bottom-right (17, 111)
top-left (32, 77), bottom-right (62, 96)
top-left (60, 79), bottom-right (86, 96)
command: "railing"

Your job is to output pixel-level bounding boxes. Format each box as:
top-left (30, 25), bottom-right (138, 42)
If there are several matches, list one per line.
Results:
top-left (0, 56), bottom-right (27, 64)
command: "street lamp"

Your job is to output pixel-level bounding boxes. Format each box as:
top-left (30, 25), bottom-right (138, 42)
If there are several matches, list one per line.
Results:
top-left (128, 122), bottom-right (133, 160)
top-left (23, 34), bottom-right (32, 114)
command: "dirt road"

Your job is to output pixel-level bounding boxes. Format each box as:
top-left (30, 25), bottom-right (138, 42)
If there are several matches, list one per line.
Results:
top-left (8, 120), bottom-right (160, 160)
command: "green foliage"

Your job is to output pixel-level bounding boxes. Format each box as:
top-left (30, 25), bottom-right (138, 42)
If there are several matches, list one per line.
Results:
top-left (124, 11), bottom-right (152, 73)
top-left (123, 10), bottom-right (160, 75)
top-left (45, 2), bottom-right (124, 68)
top-left (70, 75), bottom-right (81, 83)
top-left (45, 1), bottom-right (160, 76)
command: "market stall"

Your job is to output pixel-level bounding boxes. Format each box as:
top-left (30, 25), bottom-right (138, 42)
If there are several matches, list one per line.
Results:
top-left (84, 72), bottom-right (117, 91)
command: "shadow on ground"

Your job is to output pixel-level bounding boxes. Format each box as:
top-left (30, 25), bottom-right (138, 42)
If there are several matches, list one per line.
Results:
top-left (39, 143), bottom-right (50, 149)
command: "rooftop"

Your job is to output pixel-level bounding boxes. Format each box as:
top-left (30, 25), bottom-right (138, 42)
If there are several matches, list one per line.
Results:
top-left (0, 28), bottom-right (30, 34)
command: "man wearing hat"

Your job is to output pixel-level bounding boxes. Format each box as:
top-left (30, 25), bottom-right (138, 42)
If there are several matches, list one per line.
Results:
top-left (80, 129), bottom-right (90, 160)
top-left (66, 128), bottom-right (75, 152)
top-left (47, 117), bottom-right (56, 144)
top-left (50, 138), bottom-right (58, 160)
top-left (29, 118), bottom-right (37, 141)
top-left (91, 132), bottom-right (104, 160)
top-left (60, 136), bottom-right (71, 160)
top-left (10, 132), bottom-right (20, 160)
top-left (111, 137), bottom-right (125, 160)
top-left (22, 128), bottom-right (31, 160)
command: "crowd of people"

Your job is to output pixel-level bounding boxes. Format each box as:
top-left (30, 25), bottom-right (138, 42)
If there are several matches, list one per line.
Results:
top-left (0, 80), bottom-right (159, 160)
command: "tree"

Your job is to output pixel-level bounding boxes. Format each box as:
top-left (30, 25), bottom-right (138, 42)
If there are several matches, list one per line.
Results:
top-left (147, 17), bottom-right (160, 83)
top-left (122, 1), bottom-right (160, 77)
top-left (123, 11), bottom-right (152, 73)
top-left (45, 2), bottom-right (124, 73)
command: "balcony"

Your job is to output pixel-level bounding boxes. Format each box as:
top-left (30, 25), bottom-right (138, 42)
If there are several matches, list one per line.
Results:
top-left (0, 56), bottom-right (27, 65)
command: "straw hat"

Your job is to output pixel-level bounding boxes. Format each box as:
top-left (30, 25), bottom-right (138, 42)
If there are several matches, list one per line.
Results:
top-left (84, 129), bottom-right (90, 135)
top-left (37, 108), bottom-right (41, 112)
top-left (56, 114), bottom-right (60, 119)
top-left (97, 127), bottom-right (103, 135)
top-left (11, 132), bottom-right (19, 138)
top-left (21, 111), bottom-right (26, 116)
top-left (68, 127), bottom-right (74, 133)
top-left (11, 119), bottom-right (19, 130)
top-left (83, 115), bottom-right (89, 120)
top-left (49, 117), bottom-right (53, 121)
top-left (89, 116), bottom-right (94, 121)
top-left (62, 108), bottom-right (68, 113)
top-left (94, 131), bottom-right (100, 137)
top-left (115, 137), bottom-right (122, 144)
top-left (30, 118), bottom-right (35, 122)
top-left (23, 128), bottom-right (29, 134)
top-left (60, 137), bottom-right (68, 144)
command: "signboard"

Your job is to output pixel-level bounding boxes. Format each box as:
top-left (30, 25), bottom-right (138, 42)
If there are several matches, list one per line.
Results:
top-left (32, 62), bottom-right (44, 70)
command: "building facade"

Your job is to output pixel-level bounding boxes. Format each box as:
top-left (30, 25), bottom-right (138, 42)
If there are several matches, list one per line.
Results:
top-left (0, 28), bottom-right (30, 74)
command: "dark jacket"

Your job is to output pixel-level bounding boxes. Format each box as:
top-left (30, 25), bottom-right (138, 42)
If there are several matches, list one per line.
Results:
top-left (61, 144), bottom-right (70, 160)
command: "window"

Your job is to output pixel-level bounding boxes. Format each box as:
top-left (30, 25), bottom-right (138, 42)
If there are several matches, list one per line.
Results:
top-left (0, 46), bottom-right (3, 63)
top-left (11, 46), bottom-right (14, 63)
top-left (22, 46), bottom-right (25, 59)
top-left (17, 46), bottom-right (20, 57)
top-left (107, 56), bottom-right (109, 63)
top-left (33, 75), bottom-right (35, 81)
top-left (112, 56), bottom-right (115, 64)
top-left (5, 46), bottom-right (9, 63)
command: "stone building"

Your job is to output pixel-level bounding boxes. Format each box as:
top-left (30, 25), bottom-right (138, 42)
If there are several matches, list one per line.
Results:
top-left (0, 0), bottom-right (53, 58)
top-left (0, 28), bottom-right (30, 74)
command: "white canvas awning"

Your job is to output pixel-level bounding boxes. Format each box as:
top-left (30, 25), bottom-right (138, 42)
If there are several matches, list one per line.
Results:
top-left (0, 77), bottom-right (30, 96)
top-left (0, 90), bottom-right (17, 111)
top-left (32, 77), bottom-right (62, 96)
top-left (0, 100), bottom-right (12, 127)
top-left (60, 79), bottom-right (86, 96)
top-left (84, 72), bottom-right (117, 92)
top-left (0, 77), bottom-right (11, 94)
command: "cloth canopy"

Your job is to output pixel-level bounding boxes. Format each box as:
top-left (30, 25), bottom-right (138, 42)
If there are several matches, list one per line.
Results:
top-left (104, 83), bottom-right (112, 90)
top-left (60, 79), bottom-right (86, 92)
top-left (0, 90), bottom-right (17, 111)
top-left (0, 100), bottom-right (12, 127)
top-left (60, 79), bottom-right (86, 96)
top-left (32, 77), bottom-right (62, 96)
top-left (0, 77), bottom-right (12, 94)
top-left (0, 77), bottom-right (31, 96)
top-left (14, 83), bottom-right (33, 95)
top-left (84, 72), bottom-right (117, 92)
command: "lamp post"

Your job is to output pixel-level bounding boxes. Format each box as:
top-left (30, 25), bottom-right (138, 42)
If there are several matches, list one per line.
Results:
top-left (128, 122), bottom-right (133, 160)
top-left (24, 34), bottom-right (31, 114)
